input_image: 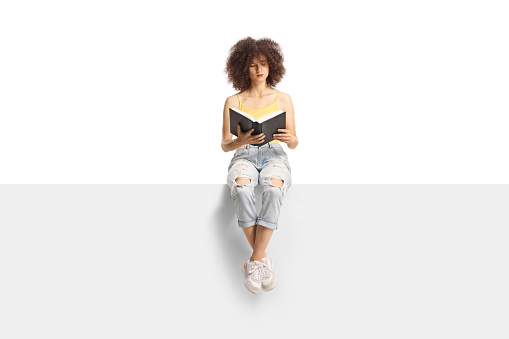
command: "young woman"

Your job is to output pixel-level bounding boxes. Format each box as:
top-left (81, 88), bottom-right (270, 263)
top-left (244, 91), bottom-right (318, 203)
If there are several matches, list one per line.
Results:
top-left (221, 37), bottom-right (299, 294)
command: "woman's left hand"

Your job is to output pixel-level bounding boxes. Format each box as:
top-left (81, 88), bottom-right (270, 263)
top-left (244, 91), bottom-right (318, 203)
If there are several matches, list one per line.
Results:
top-left (273, 129), bottom-right (294, 144)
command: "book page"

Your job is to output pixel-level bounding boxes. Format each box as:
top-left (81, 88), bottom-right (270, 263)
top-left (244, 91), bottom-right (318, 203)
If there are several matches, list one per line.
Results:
top-left (257, 110), bottom-right (285, 124)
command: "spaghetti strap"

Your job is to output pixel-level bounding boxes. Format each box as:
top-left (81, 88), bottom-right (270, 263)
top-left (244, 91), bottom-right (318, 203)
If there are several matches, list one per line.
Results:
top-left (236, 94), bottom-right (242, 109)
top-left (275, 91), bottom-right (281, 110)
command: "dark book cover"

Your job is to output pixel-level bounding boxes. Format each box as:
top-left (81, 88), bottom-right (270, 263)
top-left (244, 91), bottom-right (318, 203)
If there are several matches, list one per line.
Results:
top-left (229, 107), bottom-right (286, 147)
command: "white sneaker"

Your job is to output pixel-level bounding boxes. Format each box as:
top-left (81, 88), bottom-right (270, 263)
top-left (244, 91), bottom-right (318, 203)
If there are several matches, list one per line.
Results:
top-left (261, 253), bottom-right (277, 292)
top-left (242, 259), bottom-right (263, 295)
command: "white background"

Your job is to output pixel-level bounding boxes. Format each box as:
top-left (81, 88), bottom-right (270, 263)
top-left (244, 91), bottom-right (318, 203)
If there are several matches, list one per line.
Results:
top-left (1, 0), bottom-right (508, 184)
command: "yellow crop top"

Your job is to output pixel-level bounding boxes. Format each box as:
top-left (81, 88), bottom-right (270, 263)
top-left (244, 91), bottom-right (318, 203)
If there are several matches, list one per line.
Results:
top-left (236, 91), bottom-right (282, 144)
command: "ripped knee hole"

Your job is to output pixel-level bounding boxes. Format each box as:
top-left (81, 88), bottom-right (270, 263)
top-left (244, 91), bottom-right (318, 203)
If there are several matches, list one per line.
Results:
top-left (270, 177), bottom-right (284, 187)
top-left (235, 175), bottom-right (251, 185)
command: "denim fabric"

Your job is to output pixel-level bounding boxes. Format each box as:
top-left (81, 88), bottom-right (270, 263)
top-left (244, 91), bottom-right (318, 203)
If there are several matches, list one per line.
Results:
top-left (226, 142), bottom-right (292, 230)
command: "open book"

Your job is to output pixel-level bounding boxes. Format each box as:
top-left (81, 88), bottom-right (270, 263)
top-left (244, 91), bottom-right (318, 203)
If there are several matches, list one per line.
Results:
top-left (229, 108), bottom-right (286, 147)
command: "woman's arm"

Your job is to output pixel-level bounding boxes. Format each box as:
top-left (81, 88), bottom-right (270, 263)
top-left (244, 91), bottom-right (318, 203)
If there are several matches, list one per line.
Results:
top-left (221, 96), bottom-right (242, 152)
top-left (279, 93), bottom-right (299, 149)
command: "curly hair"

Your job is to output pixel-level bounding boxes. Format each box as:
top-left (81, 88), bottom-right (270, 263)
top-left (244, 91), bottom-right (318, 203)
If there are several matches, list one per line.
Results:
top-left (224, 37), bottom-right (286, 92)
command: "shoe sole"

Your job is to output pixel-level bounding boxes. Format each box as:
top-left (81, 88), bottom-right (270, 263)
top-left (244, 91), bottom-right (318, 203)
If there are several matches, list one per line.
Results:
top-left (242, 268), bottom-right (261, 295)
top-left (262, 274), bottom-right (277, 292)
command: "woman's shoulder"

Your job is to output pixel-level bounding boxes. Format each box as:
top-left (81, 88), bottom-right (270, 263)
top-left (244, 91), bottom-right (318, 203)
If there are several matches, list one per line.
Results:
top-left (224, 93), bottom-right (240, 106)
top-left (262, 90), bottom-right (292, 112)
top-left (277, 91), bottom-right (292, 106)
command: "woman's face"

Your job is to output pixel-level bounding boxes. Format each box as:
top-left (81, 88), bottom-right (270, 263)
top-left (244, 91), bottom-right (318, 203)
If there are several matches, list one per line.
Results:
top-left (248, 54), bottom-right (269, 83)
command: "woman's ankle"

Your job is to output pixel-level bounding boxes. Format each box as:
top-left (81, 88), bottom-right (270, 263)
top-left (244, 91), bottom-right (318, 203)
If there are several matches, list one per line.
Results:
top-left (250, 252), bottom-right (268, 262)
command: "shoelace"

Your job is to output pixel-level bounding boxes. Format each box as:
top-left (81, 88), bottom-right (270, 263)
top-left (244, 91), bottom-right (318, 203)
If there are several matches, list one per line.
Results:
top-left (247, 262), bottom-right (262, 278)
top-left (248, 261), bottom-right (273, 282)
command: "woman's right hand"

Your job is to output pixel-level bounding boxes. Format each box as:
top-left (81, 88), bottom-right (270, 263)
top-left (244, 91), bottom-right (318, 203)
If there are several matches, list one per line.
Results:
top-left (236, 124), bottom-right (265, 146)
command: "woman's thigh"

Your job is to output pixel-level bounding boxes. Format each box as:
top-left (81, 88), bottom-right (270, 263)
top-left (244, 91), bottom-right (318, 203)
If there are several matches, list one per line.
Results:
top-left (226, 160), bottom-right (260, 190)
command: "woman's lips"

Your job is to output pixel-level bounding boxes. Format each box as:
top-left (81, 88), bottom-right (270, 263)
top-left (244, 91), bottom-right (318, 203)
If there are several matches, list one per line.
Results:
top-left (257, 74), bottom-right (263, 77)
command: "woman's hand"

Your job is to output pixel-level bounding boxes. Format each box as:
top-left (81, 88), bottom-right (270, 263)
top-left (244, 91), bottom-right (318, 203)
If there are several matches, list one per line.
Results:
top-left (236, 124), bottom-right (265, 146)
top-left (273, 129), bottom-right (294, 144)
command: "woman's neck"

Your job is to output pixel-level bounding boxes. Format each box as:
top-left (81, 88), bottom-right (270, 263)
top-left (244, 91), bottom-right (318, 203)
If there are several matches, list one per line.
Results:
top-left (245, 82), bottom-right (273, 98)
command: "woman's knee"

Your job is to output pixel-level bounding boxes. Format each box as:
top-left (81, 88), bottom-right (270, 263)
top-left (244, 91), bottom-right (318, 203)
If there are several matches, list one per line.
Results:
top-left (264, 176), bottom-right (289, 198)
top-left (269, 177), bottom-right (283, 187)
top-left (235, 177), bottom-right (251, 185)
top-left (230, 175), bottom-right (254, 197)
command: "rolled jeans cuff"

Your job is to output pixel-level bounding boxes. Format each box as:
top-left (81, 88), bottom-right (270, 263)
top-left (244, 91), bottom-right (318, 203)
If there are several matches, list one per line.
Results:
top-left (238, 219), bottom-right (257, 228)
top-left (256, 218), bottom-right (278, 230)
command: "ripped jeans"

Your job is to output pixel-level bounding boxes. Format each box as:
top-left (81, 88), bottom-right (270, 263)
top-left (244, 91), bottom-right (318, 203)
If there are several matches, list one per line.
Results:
top-left (226, 142), bottom-right (292, 230)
